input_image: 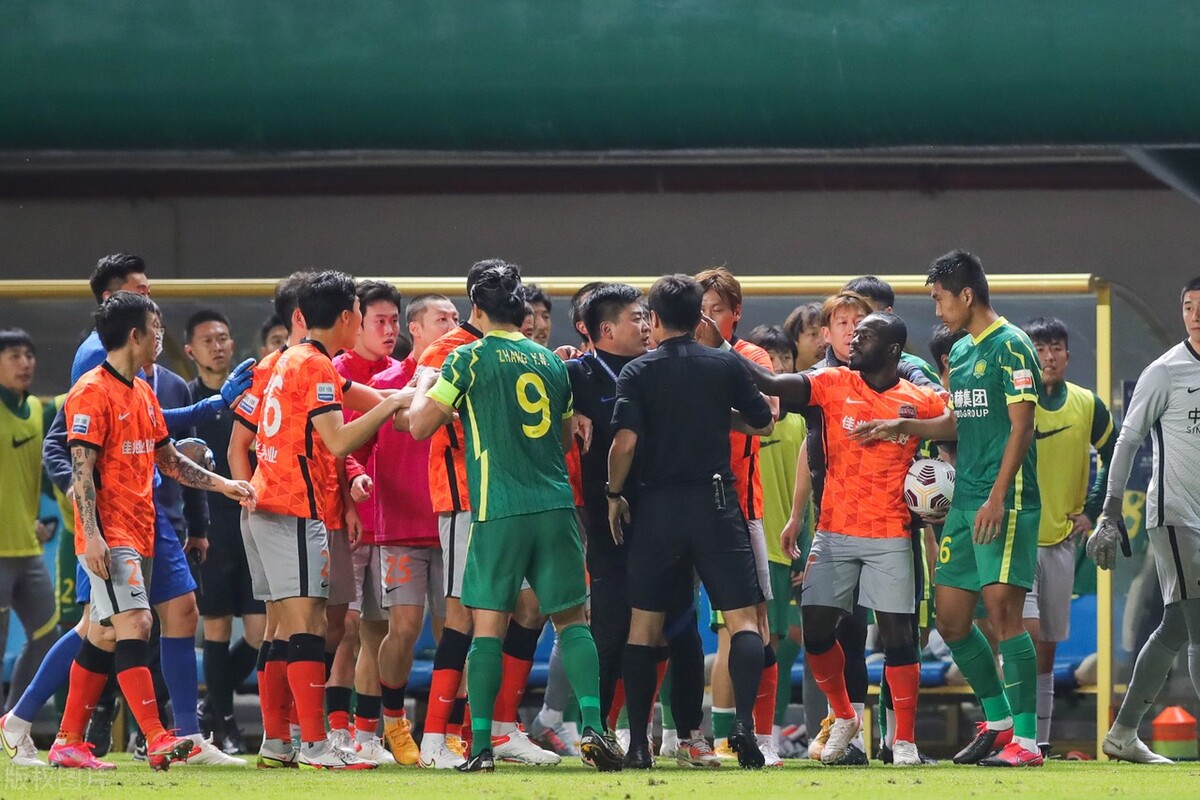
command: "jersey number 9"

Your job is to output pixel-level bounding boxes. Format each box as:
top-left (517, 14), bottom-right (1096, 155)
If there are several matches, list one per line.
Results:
top-left (516, 372), bottom-right (551, 439)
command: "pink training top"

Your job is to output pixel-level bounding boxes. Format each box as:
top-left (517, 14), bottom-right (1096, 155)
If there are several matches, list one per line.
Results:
top-left (370, 357), bottom-right (440, 548)
top-left (334, 349), bottom-right (398, 545)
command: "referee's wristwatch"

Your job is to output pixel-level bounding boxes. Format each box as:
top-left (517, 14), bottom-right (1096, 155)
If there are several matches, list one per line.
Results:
top-left (605, 483), bottom-right (624, 500)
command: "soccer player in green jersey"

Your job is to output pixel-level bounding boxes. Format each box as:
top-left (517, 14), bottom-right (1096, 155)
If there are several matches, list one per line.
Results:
top-left (855, 251), bottom-right (1044, 767)
top-left (405, 262), bottom-right (622, 773)
top-left (1022, 318), bottom-right (1114, 754)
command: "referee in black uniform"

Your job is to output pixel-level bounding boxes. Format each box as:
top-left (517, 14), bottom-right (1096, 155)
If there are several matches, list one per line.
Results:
top-left (567, 284), bottom-right (710, 763)
top-left (607, 274), bottom-right (773, 770)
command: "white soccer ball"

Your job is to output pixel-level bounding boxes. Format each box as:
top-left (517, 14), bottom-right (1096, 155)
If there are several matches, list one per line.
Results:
top-left (903, 458), bottom-right (955, 516)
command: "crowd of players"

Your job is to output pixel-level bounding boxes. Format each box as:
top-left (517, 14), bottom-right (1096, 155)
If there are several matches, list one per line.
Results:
top-left (1, 251), bottom-right (1199, 772)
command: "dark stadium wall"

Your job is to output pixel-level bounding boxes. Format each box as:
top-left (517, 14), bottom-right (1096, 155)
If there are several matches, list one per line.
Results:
top-left (0, 187), bottom-right (1194, 310)
top-left (3, 1), bottom-right (1200, 150)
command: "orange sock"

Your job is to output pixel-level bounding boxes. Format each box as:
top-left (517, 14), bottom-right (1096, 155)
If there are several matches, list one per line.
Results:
top-left (118, 665), bottom-right (167, 743)
top-left (493, 654), bottom-right (533, 724)
top-left (286, 634), bottom-right (328, 743)
top-left (755, 661), bottom-right (778, 735)
top-left (59, 642), bottom-right (113, 744)
top-left (885, 663), bottom-right (920, 743)
top-left (261, 641), bottom-right (291, 740)
top-left (426, 669), bottom-right (464, 736)
top-left (806, 643), bottom-right (855, 719)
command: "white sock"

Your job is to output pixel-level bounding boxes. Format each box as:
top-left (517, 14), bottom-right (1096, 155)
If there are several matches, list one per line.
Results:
top-left (1015, 735), bottom-right (1039, 753)
top-left (355, 726), bottom-right (376, 744)
top-left (848, 703), bottom-right (865, 749)
top-left (885, 709), bottom-right (897, 748)
top-left (492, 720), bottom-right (517, 736)
top-left (3, 715), bottom-right (32, 736)
top-left (1109, 722), bottom-right (1137, 742)
top-left (1036, 672), bottom-right (1054, 745)
top-left (986, 716), bottom-right (1014, 731)
top-left (189, 733), bottom-right (205, 745)
top-left (422, 732), bottom-right (445, 751)
top-left (538, 707), bottom-right (564, 728)
top-left (771, 724), bottom-right (784, 746)
top-left (300, 739), bottom-right (329, 755)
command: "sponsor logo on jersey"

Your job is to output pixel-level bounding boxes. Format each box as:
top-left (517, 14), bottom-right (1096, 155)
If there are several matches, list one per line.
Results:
top-left (316, 383), bottom-right (336, 403)
top-left (71, 414), bottom-right (91, 434)
top-left (237, 394), bottom-right (259, 415)
top-left (1012, 368), bottom-right (1034, 390)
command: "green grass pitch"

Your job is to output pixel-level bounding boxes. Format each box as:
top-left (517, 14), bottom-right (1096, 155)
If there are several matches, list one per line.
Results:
top-left (5, 755), bottom-right (1200, 800)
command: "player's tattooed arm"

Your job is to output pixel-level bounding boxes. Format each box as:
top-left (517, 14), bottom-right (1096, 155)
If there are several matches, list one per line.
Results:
top-left (156, 441), bottom-right (258, 509)
top-left (72, 444), bottom-right (111, 579)
top-left (70, 445), bottom-right (100, 541)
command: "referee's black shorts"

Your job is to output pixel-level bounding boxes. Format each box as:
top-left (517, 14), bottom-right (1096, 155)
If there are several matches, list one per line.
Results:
top-left (628, 484), bottom-right (762, 613)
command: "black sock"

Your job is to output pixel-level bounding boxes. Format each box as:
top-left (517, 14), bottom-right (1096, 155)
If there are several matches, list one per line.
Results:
top-left (381, 682), bottom-right (407, 717)
top-left (729, 630), bottom-right (765, 729)
top-left (324, 650), bottom-right (336, 683)
top-left (203, 639), bottom-right (234, 719)
top-left (668, 624), bottom-right (705, 737)
top-left (326, 685), bottom-right (352, 716)
top-left (622, 644), bottom-right (658, 751)
top-left (229, 638), bottom-right (260, 692)
top-left (449, 697), bottom-right (467, 726)
top-left (839, 608), bottom-right (869, 705)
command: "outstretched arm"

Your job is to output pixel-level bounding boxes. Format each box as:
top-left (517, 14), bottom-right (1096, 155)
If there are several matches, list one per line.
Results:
top-left (156, 440), bottom-right (257, 509)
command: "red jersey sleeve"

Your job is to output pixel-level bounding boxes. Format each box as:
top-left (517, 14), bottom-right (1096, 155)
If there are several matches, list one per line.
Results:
top-left (806, 366), bottom-right (846, 408)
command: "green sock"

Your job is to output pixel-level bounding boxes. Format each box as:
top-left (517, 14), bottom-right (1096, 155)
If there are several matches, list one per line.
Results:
top-left (774, 637), bottom-right (801, 726)
top-left (564, 701), bottom-right (581, 725)
top-left (557, 624), bottom-right (603, 733)
top-left (711, 707), bottom-right (735, 740)
top-left (617, 703), bottom-right (629, 728)
top-left (467, 636), bottom-right (503, 756)
top-left (659, 661), bottom-right (675, 730)
top-left (946, 624), bottom-right (1011, 722)
top-left (998, 632), bottom-right (1038, 742)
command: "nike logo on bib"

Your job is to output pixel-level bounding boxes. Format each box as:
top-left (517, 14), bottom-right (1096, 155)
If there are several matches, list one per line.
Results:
top-left (1034, 425), bottom-right (1072, 440)
top-left (1189, 387), bottom-right (1200, 393)
top-left (11, 434), bottom-right (35, 448)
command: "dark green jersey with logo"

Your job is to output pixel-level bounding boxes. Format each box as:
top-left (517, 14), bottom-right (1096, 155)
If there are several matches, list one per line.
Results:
top-left (427, 330), bottom-right (575, 522)
top-left (947, 317), bottom-right (1043, 510)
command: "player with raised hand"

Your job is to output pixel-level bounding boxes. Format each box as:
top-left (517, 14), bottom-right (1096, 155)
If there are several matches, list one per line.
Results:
top-left (859, 251), bottom-right (1045, 767)
top-left (1088, 276), bottom-right (1200, 763)
top-left (722, 312), bottom-right (948, 766)
top-left (245, 271), bottom-right (406, 770)
top-left (405, 262), bottom-right (623, 773)
top-left (51, 292), bottom-right (256, 771)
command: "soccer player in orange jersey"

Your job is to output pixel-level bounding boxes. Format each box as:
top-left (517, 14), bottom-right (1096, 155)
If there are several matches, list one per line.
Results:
top-left (726, 312), bottom-right (950, 766)
top-left (244, 272), bottom-right (405, 770)
top-left (695, 266), bottom-right (781, 764)
top-left (54, 292), bottom-right (257, 771)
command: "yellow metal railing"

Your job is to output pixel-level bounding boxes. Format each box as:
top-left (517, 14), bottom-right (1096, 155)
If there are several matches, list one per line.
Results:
top-left (0, 273), bottom-right (1101, 299)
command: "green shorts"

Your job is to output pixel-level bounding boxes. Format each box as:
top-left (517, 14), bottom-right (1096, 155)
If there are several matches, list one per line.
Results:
top-left (934, 506), bottom-right (1039, 593)
top-left (767, 561), bottom-right (795, 637)
top-left (56, 525), bottom-right (82, 627)
top-left (460, 507), bottom-right (587, 615)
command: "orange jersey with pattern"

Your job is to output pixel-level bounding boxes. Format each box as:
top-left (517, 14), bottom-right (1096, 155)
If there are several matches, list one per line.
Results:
top-left (417, 324), bottom-right (478, 513)
top-left (807, 367), bottom-right (948, 539)
top-left (730, 338), bottom-right (773, 520)
top-left (250, 342), bottom-right (345, 521)
top-left (65, 363), bottom-right (169, 556)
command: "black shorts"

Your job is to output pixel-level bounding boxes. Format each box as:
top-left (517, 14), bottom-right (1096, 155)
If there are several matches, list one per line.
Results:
top-left (628, 485), bottom-right (762, 613)
top-left (195, 505), bottom-right (266, 618)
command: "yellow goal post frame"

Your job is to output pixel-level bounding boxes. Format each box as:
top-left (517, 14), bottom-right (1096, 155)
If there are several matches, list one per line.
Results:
top-left (0, 272), bottom-right (1114, 757)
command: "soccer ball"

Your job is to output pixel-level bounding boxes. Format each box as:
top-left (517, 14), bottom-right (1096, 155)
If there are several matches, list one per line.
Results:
top-left (903, 458), bottom-right (955, 516)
